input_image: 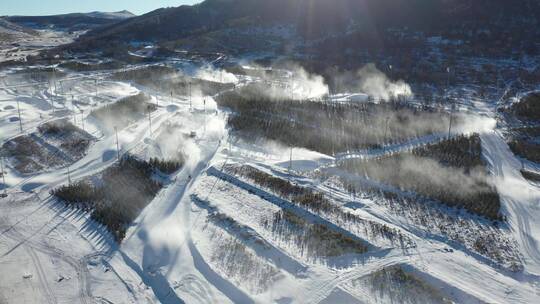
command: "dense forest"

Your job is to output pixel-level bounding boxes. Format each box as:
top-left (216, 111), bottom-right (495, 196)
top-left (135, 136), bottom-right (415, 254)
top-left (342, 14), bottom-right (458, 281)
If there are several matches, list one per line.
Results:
top-left (51, 155), bottom-right (180, 241)
top-left (339, 134), bottom-right (501, 220)
top-left (217, 87), bottom-right (456, 155)
top-left (90, 93), bottom-right (156, 131)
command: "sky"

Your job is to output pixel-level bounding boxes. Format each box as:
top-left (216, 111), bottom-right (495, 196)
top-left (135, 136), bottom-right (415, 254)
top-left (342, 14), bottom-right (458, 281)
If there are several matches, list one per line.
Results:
top-left (1, 0), bottom-right (201, 16)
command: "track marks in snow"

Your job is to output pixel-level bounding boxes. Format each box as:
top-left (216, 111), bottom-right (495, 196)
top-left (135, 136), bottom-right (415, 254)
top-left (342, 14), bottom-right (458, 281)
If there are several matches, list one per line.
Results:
top-left (481, 131), bottom-right (540, 275)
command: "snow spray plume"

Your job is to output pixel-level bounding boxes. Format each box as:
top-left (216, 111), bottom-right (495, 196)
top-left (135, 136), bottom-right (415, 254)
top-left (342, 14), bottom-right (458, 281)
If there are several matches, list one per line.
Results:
top-left (195, 66), bottom-right (238, 84)
top-left (240, 62), bottom-right (329, 100)
top-left (356, 63), bottom-right (412, 101)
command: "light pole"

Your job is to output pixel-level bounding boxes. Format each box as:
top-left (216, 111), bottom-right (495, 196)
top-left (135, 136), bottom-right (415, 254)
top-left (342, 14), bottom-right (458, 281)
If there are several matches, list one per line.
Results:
top-left (81, 109), bottom-right (85, 131)
top-left (288, 147), bottom-right (293, 181)
top-left (72, 95), bottom-right (77, 125)
top-left (1, 151), bottom-right (7, 198)
top-left (290, 74), bottom-right (294, 100)
top-left (148, 107), bottom-right (153, 136)
top-left (384, 116), bottom-right (390, 151)
top-left (67, 165), bottom-right (72, 185)
top-left (52, 68), bottom-right (57, 93)
top-left (114, 126), bottom-right (120, 161)
top-left (16, 100), bottom-right (23, 133)
top-left (448, 106), bottom-right (454, 139)
top-left (189, 82), bottom-right (192, 111)
top-left (446, 67), bottom-right (453, 139)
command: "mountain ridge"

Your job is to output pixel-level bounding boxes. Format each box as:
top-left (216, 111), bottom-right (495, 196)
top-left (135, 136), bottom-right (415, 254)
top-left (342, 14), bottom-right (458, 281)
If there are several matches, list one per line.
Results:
top-left (66, 0), bottom-right (540, 53)
top-left (6, 10), bottom-right (135, 31)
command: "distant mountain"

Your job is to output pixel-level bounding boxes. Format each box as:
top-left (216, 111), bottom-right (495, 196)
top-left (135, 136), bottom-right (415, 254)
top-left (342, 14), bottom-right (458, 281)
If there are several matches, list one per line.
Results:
top-left (0, 17), bottom-right (38, 40)
top-left (67, 0), bottom-right (538, 47)
top-left (46, 0), bottom-right (539, 65)
top-left (0, 17), bottom-right (37, 35)
top-left (84, 10), bottom-right (135, 20)
top-left (6, 10), bottom-right (135, 32)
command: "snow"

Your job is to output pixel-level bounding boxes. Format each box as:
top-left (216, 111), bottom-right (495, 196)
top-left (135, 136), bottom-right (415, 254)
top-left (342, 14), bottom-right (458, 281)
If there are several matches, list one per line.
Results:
top-left (482, 131), bottom-right (540, 276)
top-left (0, 27), bottom-right (78, 63)
top-left (1, 57), bottom-right (540, 304)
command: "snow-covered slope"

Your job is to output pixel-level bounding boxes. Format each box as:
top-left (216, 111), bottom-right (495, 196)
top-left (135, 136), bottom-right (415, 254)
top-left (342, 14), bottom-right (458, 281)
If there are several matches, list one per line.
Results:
top-left (0, 18), bottom-right (37, 38)
top-left (83, 10), bottom-right (135, 20)
top-left (1, 62), bottom-right (540, 304)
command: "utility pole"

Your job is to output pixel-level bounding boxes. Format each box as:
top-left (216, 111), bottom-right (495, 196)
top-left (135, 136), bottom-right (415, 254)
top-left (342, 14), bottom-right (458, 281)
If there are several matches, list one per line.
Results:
top-left (384, 116), bottom-right (390, 151)
top-left (48, 76), bottom-right (55, 113)
top-left (52, 68), bottom-right (58, 93)
top-left (331, 115), bottom-right (335, 157)
top-left (148, 107), bottom-right (153, 135)
top-left (114, 126), bottom-right (120, 161)
top-left (47, 76), bottom-right (52, 95)
top-left (288, 147), bottom-right (293, 180)
top-left (447, 67), bottom-right (452, 139)
top-left (189, 82), bottom-right (192, 111)
top-left (290, 74), bottom-right (294, 100)
top-left (16, 100), bottom-right (23, 133)
top-left (448, 108), bottom-right (453, 139)
top-left (72, 96), bottom-right (77, 125)
top-left (81, 110), bottom-right (85, 131)
top-left (447, 67), bottom-right (450, 89)
top-left (67, 165), bottom-right (72, 185)
top-left (1, 151), bottom-right (7, 198)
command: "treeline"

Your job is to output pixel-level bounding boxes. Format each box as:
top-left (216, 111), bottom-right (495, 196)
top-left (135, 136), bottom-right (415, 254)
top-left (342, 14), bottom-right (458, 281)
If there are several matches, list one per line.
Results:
top-left (51, 155), bottom-right (181, 241)
top-left (217, 87), bottom-right (456, 155)
top-left (226, 165), bottom-right (412, 248)
top-left (111, 65), bottom-right (233, 97)
top-left (58, 60), bottom-right (124, 72)
top-left (369, 189), bottom-right (521, 270)
top-left (356, 265), bottom-right (452, 304)
top-left (2, 135), bottom-right (61, 173)
top-left (339, 134), bottom-right (502, 220)
top-left (509, 140), bottom-right (540, 163)
top-left (149, 157), bottom-right (183, 175)
top-left (508, 125), bottom-right (540, 164)
top-left (38, 119), bottom-right (93, 157)
top-left (13, 67), bottom-right (67, 83)
top-left (2, 119), bottom-right (93, 174)
top-left (38, 119), bottom-right (80, 136)
top-left (520, 169), bottom-right (540, 182)
top-left (510, 92), bottom-right (540, 122)
top-left (413, 134), bottom-right (484, 172)
top-left (263, 209), bottom-right (368, 257)
top-left (90, 93), bottom-right (155, 130)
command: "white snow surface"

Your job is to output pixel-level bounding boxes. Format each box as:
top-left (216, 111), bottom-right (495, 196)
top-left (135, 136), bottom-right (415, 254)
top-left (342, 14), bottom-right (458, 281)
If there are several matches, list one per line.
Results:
top-left (0, 64), bottom-right (539, 304)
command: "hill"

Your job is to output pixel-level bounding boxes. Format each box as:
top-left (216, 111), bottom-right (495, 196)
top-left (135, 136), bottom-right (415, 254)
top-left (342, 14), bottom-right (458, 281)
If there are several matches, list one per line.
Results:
top-left (70, 0), bottom-right (540, 49)
top-left (6, 10), bottom-right (135, 31)
top-left (0, 17), bottom-right (37, 39)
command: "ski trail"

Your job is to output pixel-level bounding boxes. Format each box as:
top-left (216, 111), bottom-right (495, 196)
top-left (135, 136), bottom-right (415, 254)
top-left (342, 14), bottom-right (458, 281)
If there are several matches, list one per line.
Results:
top-left (481, 131), bottom-right (540, 276)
